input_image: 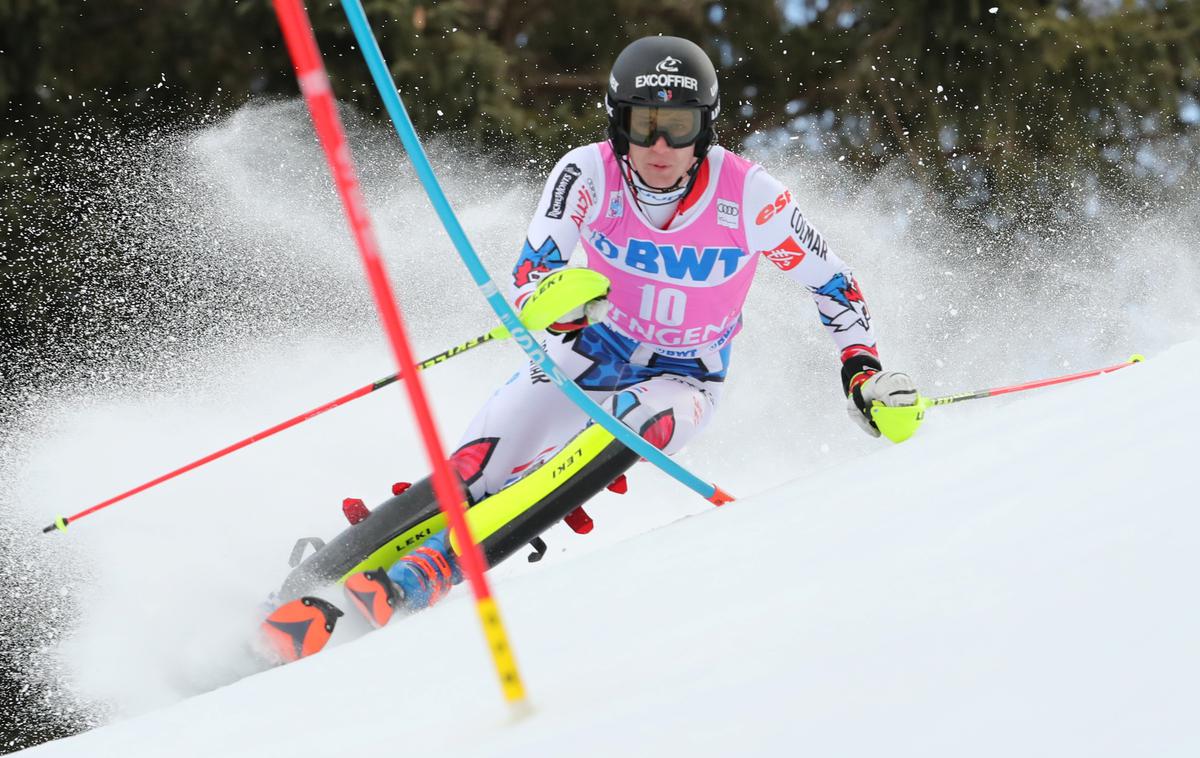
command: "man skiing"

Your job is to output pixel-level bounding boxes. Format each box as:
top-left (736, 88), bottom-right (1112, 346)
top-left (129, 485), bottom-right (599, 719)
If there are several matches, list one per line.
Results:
top-left (335, 36), bottom-right (920, 629)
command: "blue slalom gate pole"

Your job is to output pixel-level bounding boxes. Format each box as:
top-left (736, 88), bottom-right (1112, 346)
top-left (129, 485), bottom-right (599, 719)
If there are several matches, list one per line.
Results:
top-left (339, 0), bottom-right (732, 505)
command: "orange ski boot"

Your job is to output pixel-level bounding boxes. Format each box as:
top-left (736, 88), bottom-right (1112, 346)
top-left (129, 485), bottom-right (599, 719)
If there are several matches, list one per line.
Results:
top-left (343, 569), bottom-right (401, 628)
top-left (260, 596), bottom-right (344, 663)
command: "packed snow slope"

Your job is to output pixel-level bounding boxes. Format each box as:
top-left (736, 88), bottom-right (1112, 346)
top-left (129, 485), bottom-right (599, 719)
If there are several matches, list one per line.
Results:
top-left (19, 336), bottom-right (1199, 756)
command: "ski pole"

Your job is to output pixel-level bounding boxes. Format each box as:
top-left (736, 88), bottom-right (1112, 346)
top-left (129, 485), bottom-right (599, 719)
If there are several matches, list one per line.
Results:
top-left (871, 354), bottom-right (1145, 443)
top-left (40, 326), bottom-right (507, 534)
top-left (922, 354), bottom-right (1145, 407)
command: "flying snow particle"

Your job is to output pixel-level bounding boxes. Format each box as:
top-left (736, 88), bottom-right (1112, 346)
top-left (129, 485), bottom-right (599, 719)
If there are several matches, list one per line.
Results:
top-left (989, 6), bottom-right (998, 12)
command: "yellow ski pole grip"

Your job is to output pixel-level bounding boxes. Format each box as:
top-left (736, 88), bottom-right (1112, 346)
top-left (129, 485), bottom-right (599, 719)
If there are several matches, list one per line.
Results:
top-left (870, 396), bottom-right (929, 444)
top-left (518, 269), bottom-right (611, 332)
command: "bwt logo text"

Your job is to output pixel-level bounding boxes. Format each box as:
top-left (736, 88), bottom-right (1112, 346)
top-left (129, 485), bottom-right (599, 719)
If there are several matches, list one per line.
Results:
top-left (590, 233), bottom-right (745, 280)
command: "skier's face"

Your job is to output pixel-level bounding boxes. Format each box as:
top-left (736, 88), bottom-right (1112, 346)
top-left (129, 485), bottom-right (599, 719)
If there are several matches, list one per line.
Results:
top-left (628, 136), bottom-right (697, 190)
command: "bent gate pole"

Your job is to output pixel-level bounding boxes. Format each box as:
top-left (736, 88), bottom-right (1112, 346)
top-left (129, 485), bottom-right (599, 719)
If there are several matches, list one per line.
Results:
top-left (339, 0), bottom-right (734, 508)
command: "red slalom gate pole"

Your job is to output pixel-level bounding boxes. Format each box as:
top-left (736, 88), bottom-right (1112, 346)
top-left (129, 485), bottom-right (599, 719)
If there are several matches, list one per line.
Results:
top-left (272, 0), bottom-right (527, 705)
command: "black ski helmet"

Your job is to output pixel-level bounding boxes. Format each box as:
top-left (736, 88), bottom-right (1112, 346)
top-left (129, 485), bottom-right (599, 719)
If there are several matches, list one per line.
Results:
top-left (606, 36), bottom-right (720, 158)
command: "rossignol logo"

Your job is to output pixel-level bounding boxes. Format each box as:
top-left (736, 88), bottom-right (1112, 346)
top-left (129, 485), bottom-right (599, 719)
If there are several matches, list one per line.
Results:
top-left (635, 73), bottom-right (698, 91)
top-left (656, 56), bottom-right (681, 73)
top-left (545, 163), bottom-right (582, 220)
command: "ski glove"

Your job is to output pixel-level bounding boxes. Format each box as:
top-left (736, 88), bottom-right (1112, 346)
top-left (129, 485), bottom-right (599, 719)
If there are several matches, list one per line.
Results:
top-left (847, 370), bottom-right (919, 438)
top-left (519, 268), bottom-right (611, 334)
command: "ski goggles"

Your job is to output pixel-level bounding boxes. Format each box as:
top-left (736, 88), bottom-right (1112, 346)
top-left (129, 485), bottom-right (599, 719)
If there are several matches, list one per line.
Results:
top-left (620, 105), bottom-right (705, 148)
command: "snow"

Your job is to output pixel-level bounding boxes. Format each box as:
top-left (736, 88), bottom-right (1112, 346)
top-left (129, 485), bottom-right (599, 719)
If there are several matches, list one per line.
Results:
top-left (13, 337), bottom-right (1200, 756)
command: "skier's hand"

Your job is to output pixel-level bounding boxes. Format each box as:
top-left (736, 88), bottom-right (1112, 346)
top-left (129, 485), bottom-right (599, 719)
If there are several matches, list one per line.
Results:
top-left (846, 370), bottom-right (919, 438)
top-left (547, 298), bottom-right (612, 334)
top-left (519, 268), bottom-right (610, 333)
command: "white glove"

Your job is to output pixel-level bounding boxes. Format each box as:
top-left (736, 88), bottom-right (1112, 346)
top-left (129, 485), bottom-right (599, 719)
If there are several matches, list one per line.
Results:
top-left (847, 371), bottom-right (919, 437)
top-left (547, 298), bottom-right (611, 334)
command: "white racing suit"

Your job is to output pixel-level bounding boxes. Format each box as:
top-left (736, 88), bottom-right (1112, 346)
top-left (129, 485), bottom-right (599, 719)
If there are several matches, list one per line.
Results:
top-left (447, 141), bottom-right (880, 504)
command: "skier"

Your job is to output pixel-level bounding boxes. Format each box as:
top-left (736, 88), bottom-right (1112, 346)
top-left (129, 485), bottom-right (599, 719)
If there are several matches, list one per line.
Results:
top-left (344, 35), bottom-right (920, 625)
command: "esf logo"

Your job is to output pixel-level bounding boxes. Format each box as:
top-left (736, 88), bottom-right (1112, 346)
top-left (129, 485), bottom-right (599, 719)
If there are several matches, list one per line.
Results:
top-left (589, 232), bottom-right (745, 281)
top-left (755, 190), bottom-right (792, 225)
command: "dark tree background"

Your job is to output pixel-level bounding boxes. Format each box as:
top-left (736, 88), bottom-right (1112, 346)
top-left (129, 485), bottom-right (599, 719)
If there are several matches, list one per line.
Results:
top-left (2, 1), bottom-right (1198, 359)
top-left (1, 1), bottom-right (1198, 753)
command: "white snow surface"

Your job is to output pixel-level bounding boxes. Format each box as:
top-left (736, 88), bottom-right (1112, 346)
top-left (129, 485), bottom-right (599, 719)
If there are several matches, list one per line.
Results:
top-left (16, 339), bottom-right (1200, 756)
top-left (5, 103), bottom-right (1199, 756)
